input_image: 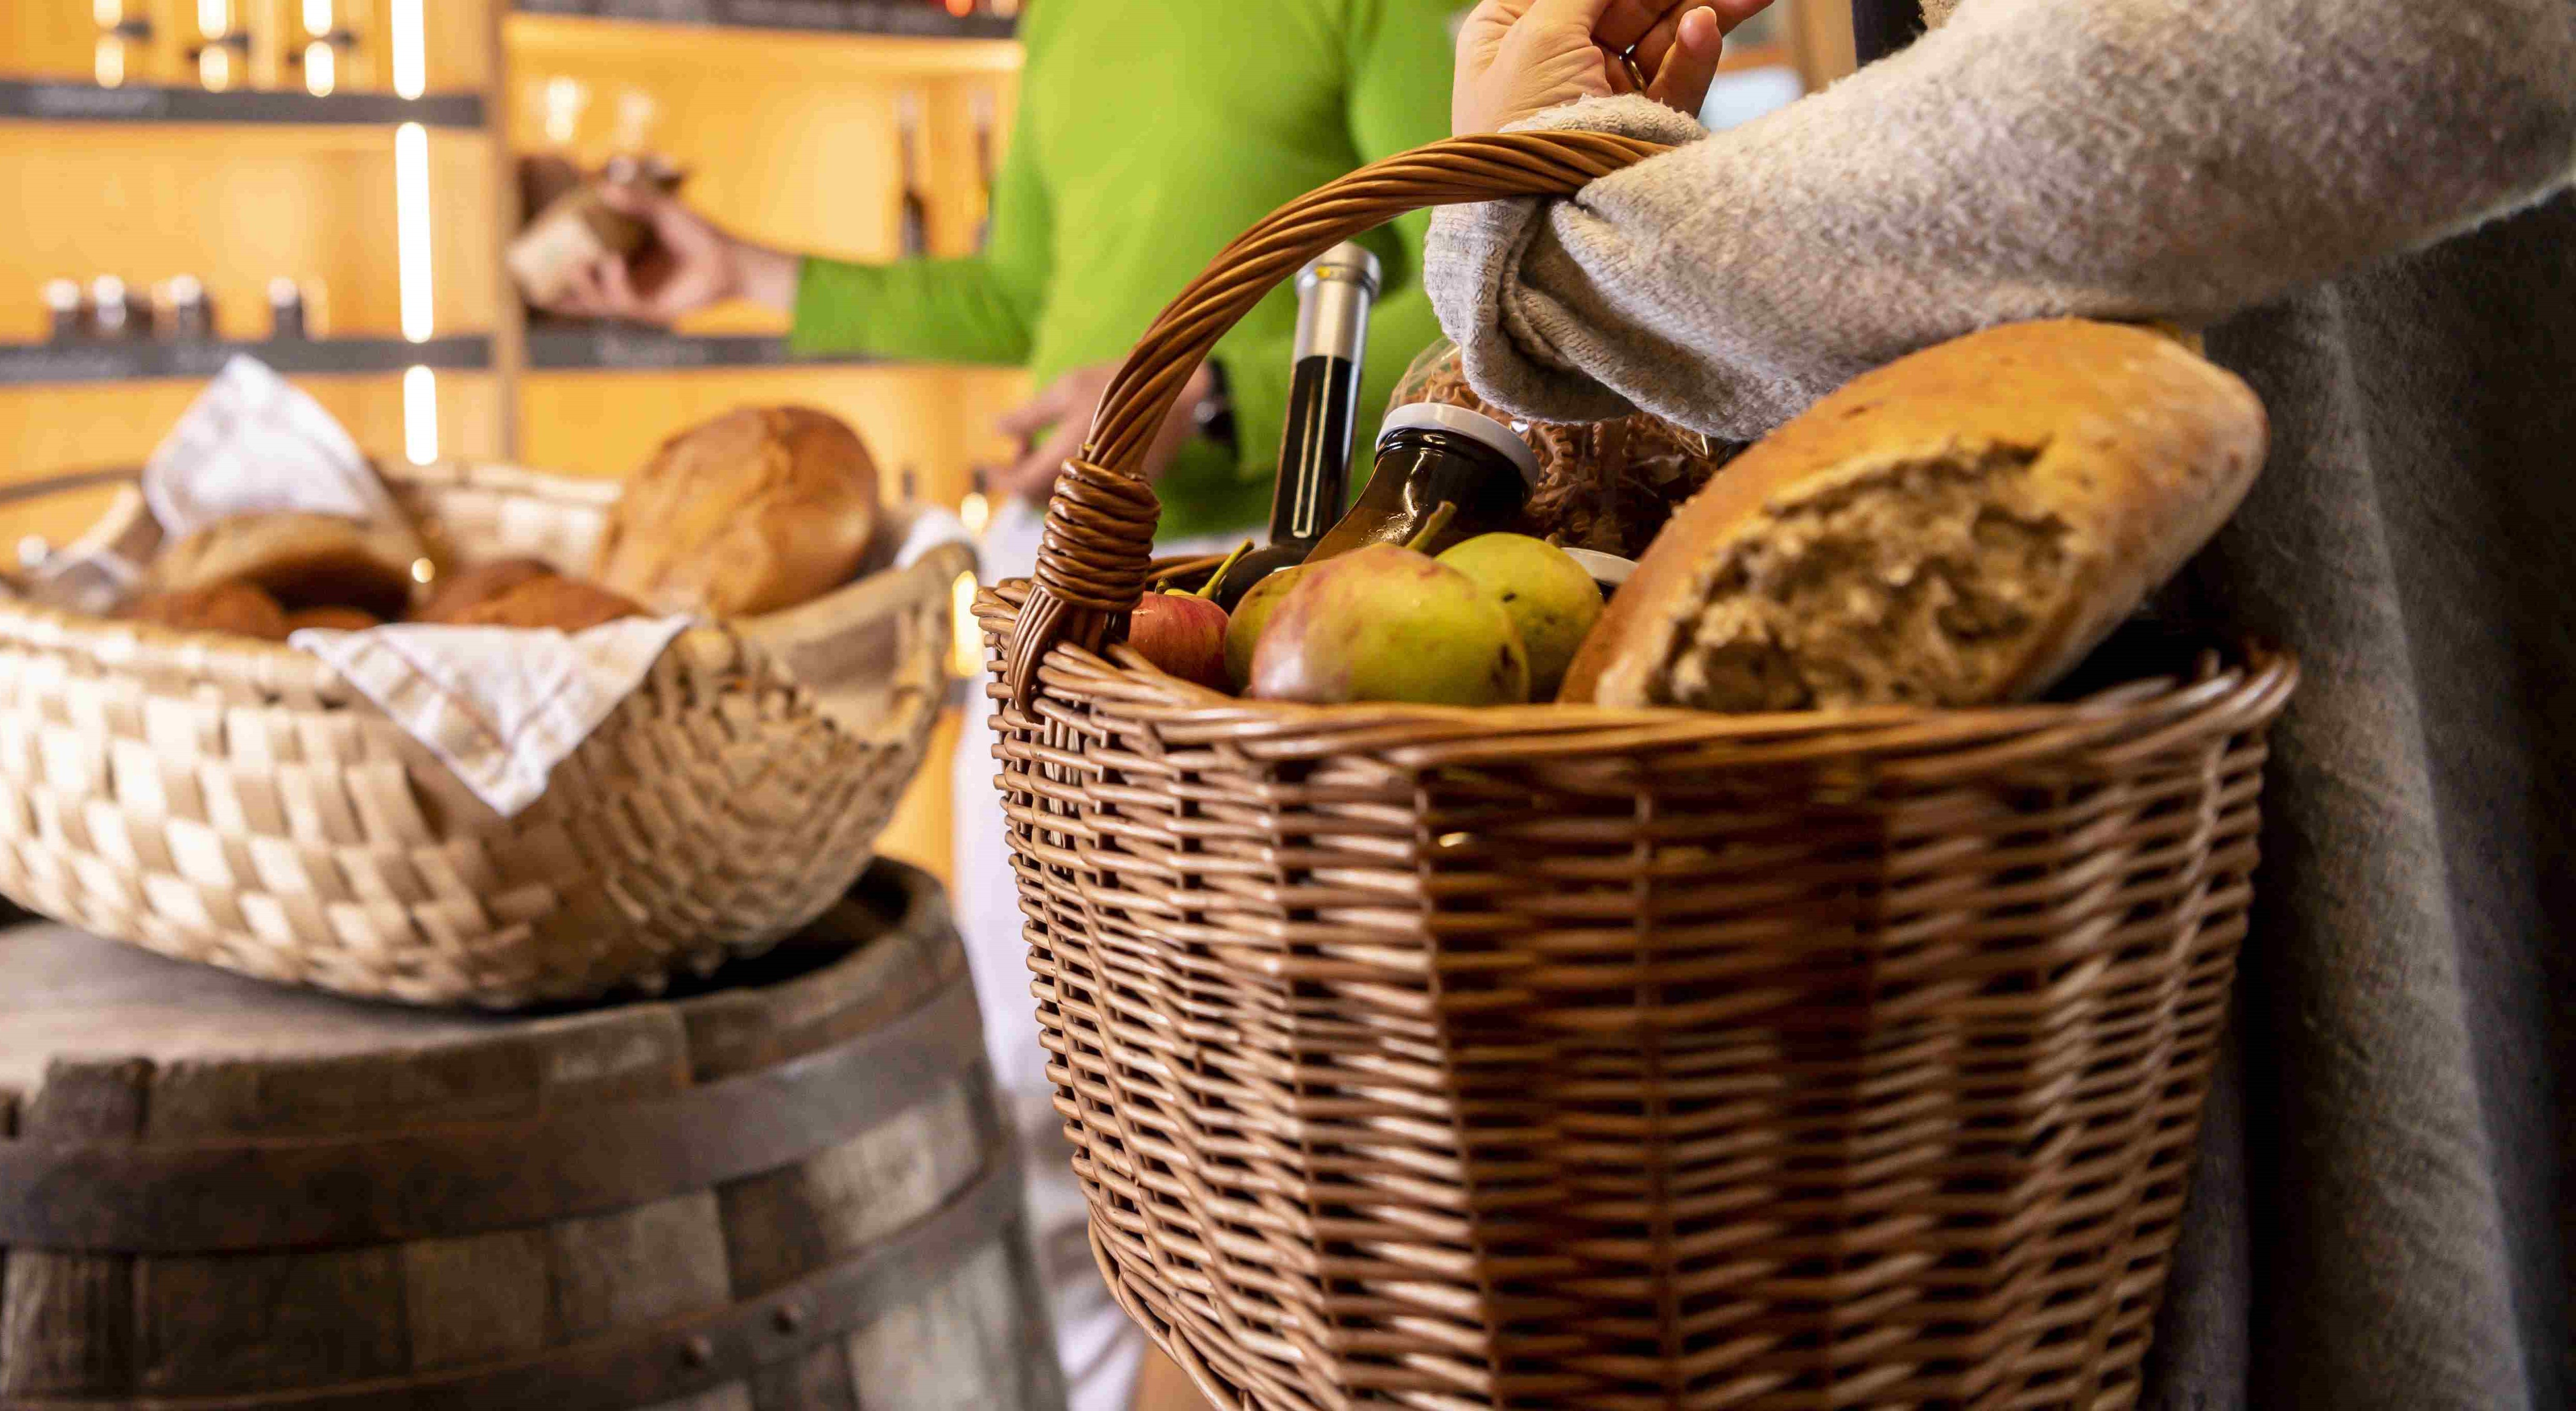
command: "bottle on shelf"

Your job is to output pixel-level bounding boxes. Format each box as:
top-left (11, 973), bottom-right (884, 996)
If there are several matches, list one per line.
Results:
top-left (894, 91), bottom-right (932, 258)
top-left (43, 281), bottom-right (88, 343)
top-left (160, 276), bottom-right (215, 340)
top-left (969, 89), bottom-right (997, 253)
top-left (1205, 242), bottom-right (1382, 610)
top-left (268, 277), bottom-right (307, 340)
top-left (188, 0), bottom-right (251, 92)
top-left (288, 0), bottom-right (358, 97)
top-left (88, 277), bottom-right (151, 340)
top-left (91, 1), bottom-right (152, 90)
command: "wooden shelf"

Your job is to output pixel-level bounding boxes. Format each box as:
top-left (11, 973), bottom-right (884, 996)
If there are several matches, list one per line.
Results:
top-left (0, 336), bottom-right (492, 386)
top-left (0, 79), bottom-right (484, 129)
top-left (523, 326), bottom-right (883, 371)
top-left (512, 1), bottom-right (1014, 41)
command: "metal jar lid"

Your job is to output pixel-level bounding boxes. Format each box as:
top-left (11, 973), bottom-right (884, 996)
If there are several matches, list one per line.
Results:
top-left (1377, 402), bottom-right (1541, 487)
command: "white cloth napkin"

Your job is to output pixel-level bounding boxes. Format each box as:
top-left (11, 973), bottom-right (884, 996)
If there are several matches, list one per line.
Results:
top-left (288, 614), bottom-right (697, 818)
top-left (143, 356), bottom-right (406, 537)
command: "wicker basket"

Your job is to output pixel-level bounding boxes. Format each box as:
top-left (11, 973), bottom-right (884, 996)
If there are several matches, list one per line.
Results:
top-left (978, 132), bottom-right (2299, 1411)
top-left (0, 459), bottom-right (966, 1008)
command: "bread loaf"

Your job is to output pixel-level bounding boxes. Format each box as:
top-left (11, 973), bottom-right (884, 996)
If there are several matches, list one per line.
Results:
top-left (592, 406), bottom-right (880, 617)
top-left (445, 575), bottom-right (645, 632)
top-left (1559, 320), bottom-right (2266, 710)
top-left (150, 512), bottom-right (423, 621)
top-left (415, 556), bottom-right (557, 624)
top-left (117, 580), bottom-right (290, 641)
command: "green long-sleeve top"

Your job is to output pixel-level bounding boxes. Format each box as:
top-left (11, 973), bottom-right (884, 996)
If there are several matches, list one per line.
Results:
top-left (791, 0), bottom-right (1461, 540)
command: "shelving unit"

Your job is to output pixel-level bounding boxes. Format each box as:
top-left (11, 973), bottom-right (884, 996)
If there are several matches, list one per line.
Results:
top-left (0, 1), bottom-right (1020, 882)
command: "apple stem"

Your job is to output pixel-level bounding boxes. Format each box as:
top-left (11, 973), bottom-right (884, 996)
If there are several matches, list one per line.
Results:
top-left (1402, 501), bottom-right (1459, 554)
top-left (1189, 541), bottom-right (1254, 601)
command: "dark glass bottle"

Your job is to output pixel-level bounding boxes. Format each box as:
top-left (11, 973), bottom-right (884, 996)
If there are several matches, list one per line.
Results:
top-left (895, 92), bottom-right (932, 258)
top-left (1205, 242), bottom-right (1381, 609)
top-left (1303, 402), bottom-right (1540, 562)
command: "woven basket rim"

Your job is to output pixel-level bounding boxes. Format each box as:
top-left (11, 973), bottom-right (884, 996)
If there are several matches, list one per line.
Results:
top-left (0, 457), bottom-right (954, 706)
top-left (978, 576), bottom-right (2295, 775)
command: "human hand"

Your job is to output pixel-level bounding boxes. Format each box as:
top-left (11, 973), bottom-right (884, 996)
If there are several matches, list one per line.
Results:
top-left (547, 184), bottom-right (802, 323)
top-left (1453, 0), bottom-right (1773, 135)
top-left (991, 361), bottom-right (1217, 504)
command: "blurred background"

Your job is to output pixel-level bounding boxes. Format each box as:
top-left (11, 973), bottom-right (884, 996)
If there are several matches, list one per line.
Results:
top-left (0, 0), bottom-right (1850, 890)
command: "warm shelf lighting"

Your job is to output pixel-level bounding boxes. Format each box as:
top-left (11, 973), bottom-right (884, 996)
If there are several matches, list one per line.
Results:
top-left (951, 571), bottom-right (982, 678)
top-left (301, 0), bottom-right (332, 37)
top-left (389, 0), bottom-right (425, 99)
top-left (94, 0), bottom-right (123, 27)
top-left (303, 41), bottom-right (335, 96)
top-left (958, 488), bottom-right (990, 537)
top-left (402, 367), bottom-right (438, 466)
top-left (198, 44), bottom-right (233, 91)
top-left (94, 38), bottom-right (126, 88)
top-left (197, 0), bottom-right (230, 38)
top-left (395, 122), bottom-right (434, 342)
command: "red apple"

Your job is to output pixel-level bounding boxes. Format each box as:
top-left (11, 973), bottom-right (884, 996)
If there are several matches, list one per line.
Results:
top-left (1124, 542), bottom-right (1251, 691)
top-left (1128, 591), bottom-right (1231, 688)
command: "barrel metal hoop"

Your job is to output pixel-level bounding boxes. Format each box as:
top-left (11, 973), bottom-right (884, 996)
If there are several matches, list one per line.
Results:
top-left (0, 971), bottom-right (987, 1253)
top-left (5, 1156), bottom-right (1026, 1411)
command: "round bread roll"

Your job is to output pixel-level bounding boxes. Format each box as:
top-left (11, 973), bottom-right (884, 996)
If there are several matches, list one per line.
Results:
top-left (117, 580), bottom-right (290, 642)
top-left (151, 512), bottom-right (423, 621)
top-left (591, 406), bottom-right (880, 617)
top-left (1559, 320), bottom-right (2267, 711)
top-left (283, 606), bottom-right (382, 632)
top-left (415, 556), bottom-right (557, 624)
top-left (446, 575), bottom-right (645, 632)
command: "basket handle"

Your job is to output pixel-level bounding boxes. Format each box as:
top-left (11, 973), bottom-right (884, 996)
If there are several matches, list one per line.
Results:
top-left (1000, 128), bottom-right (1671, 708)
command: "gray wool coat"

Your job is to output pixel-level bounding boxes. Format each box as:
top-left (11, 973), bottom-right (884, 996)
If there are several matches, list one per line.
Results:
top-left (1423, 1), bottom-right (2576, 1406)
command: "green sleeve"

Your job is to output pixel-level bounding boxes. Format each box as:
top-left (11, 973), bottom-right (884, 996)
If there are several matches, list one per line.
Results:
top-left (1211, 0), bottom-right (1456, 490)
top-left (789, 86), bottom-right (1054, 365)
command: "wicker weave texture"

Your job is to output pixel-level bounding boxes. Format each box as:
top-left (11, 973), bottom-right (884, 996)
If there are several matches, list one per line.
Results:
top-left (984, 599), bottom-right (2289, 1411)
top-left (976, 131), bottom-right (2301, 1409)
top-left (0, 461), bottom-right (960, 1008)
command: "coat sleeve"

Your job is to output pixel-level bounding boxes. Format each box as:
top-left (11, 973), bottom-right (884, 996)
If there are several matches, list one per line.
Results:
top-left (789, 75), bottom-right (1052, 366)
top-left (1425, 0), bottom-right (2576, 439)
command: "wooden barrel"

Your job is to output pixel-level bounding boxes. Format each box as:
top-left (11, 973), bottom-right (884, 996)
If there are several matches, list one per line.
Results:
top-left (0, 861), bottom-right (1065, 1411)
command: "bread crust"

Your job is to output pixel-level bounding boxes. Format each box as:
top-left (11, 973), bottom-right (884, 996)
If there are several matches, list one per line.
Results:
top-left (1559, 320), bottom-right (2267, 709)
top-left (591, 406), bottom-right (881, 617)
top-left (150, 512), bottom-right (423, 620)
top-left (117, 580), bottom-right (291, 642)
top-left (445, 575), bottom-right (646, 632)
top-left (415, 556), bottom-right (558, 624)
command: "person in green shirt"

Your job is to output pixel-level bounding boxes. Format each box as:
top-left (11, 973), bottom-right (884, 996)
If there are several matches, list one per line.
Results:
top-left (552, 0), bottom-right (1472, 545)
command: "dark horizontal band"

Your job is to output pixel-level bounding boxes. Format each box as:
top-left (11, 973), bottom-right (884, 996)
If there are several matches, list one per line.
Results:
top-left (0, 971), bottom-right (986, 1253)
top-left (8, 1157), bottom-right (1026, 1411)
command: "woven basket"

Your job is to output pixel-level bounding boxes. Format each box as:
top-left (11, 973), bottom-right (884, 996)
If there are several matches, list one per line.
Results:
top-left (0, 459), bottom-right (966, 1008)
top-left (977, 132), bottom-right (2299, 1411)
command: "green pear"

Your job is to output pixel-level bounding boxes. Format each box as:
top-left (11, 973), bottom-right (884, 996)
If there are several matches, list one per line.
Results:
top-left (1247, 543), bottom-right (1529, 706)
top-left (1436, 533), bottom-right (1604, 700)
top-left (1224, 566), bottom-right (1303, 689)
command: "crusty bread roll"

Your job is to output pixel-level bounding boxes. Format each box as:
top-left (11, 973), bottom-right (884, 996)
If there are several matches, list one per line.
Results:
top-left (150, 512), bottom-right (423, 621)
top-left (1559, 320), bottom-right (2267, 711)
top-left (591, 406), bottom-right (880, 617)
top-left (445, 575), bottom-right (645, 632)
top-left (415, 556), bottom-right (557, 624)
top-left (117, 580), bottom-right (290, 642)
top-left (283, 606), bottom-right (382, 632)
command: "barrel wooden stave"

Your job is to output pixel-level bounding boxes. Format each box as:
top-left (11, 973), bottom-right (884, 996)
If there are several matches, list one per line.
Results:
top-left (0, 864), bottom-right (1063, 1411)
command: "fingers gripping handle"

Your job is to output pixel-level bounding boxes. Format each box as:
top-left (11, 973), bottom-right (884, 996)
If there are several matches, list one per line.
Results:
top-left (1000, 128), bottom-right (1669, 709)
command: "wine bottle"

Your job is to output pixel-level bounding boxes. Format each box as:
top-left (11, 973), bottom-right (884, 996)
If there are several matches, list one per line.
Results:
top-left (1205, 242), bottom-right (1382, 609)
top-left (895, 92), bottom-right (932, 258)
top-left (969, 89), bottom-right (997, 253)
